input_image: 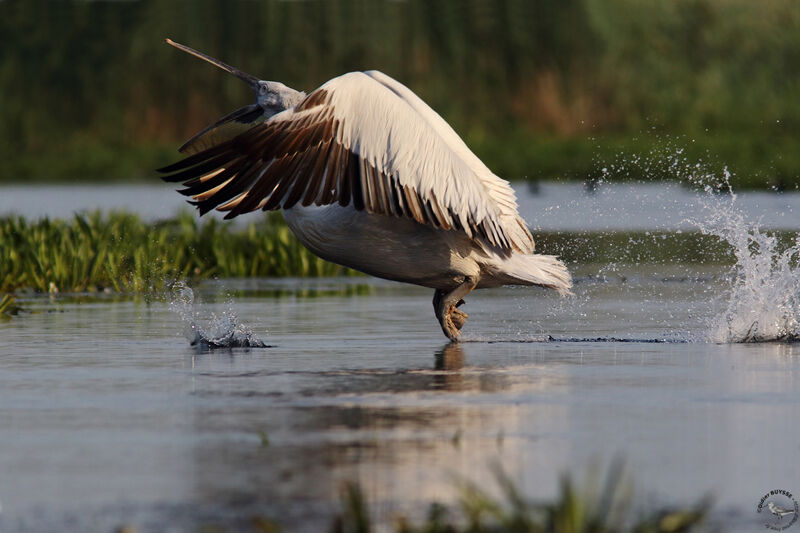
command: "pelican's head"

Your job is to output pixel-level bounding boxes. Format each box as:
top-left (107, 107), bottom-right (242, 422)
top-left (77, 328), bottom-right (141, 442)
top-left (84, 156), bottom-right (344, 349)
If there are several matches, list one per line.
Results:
top-left (165, 39), bottom-right (304, 151)
top-left (254, 80), bottom-right (305, 115)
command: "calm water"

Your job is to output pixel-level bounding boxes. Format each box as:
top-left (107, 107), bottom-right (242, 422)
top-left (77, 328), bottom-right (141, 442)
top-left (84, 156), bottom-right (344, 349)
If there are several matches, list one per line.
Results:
top-left (1, 271), bottom-right (799, 532)
top-left (1, 182), bottom-right (799, 531)
top-left (1, 181), bottom-right (798, 230)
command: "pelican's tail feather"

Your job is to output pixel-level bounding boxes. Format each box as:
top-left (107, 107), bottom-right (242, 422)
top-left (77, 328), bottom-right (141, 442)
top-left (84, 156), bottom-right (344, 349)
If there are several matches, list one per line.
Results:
top-left (492, 253), bottom-right (573, 295)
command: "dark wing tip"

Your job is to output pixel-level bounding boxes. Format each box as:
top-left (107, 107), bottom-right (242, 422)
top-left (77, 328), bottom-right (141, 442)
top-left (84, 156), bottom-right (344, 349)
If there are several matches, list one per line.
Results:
top-left (157, 142), bottom-right (233, 175)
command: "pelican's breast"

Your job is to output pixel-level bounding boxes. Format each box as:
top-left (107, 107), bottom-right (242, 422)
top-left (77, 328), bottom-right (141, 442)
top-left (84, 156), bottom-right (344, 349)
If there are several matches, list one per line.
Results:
top-left (281, 205), bottom-right (481, 290)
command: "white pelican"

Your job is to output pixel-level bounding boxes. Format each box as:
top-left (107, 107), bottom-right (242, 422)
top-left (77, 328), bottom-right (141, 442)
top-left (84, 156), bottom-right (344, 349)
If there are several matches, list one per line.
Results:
top-left (159, 39), bottom-right (572, 341)
top-left (768, 501), bottom-right (796, 520)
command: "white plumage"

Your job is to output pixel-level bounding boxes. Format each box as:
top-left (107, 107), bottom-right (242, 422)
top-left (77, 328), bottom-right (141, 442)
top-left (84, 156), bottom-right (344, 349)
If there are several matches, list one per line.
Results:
top-left (160, 39), bottom-right (572, 341)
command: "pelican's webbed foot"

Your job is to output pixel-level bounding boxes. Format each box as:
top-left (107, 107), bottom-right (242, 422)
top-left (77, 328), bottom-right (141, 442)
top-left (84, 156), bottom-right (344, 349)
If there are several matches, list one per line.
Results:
top-left (433, 278), bottom-right (477, 341)
top-left (450, 307), bottom-right (468, 330)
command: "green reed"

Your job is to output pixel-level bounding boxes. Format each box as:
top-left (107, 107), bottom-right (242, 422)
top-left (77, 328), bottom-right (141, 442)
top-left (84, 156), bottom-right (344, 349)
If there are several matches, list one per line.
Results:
top-left (0, 211), bottom-right (353, 293)
top-left (5, 210), bottom-right (792, 294)
top-left (118, 460), bottom-right (709, 532)
top-left (0, 293), bottom-right (20, 318)
top-left (332, 461), bottom-right (709, 533)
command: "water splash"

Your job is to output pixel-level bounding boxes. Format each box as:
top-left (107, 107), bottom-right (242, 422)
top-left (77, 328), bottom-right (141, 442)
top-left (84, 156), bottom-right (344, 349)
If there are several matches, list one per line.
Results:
top-left (582, 139), bottom-right (798, 343)
top-left (692, 172), bottom-right (799, 343)
top-left (169, 282), bottom-right (268, 348)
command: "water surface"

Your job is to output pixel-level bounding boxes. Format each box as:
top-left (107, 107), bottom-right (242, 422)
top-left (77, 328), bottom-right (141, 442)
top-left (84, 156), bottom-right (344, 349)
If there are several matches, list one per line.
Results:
top-left (2, 181), bottom-right (798, 230)
top-left (2, 273), bottom-right (798, 532)
top-left (2, 178), bottom-right (799, 531)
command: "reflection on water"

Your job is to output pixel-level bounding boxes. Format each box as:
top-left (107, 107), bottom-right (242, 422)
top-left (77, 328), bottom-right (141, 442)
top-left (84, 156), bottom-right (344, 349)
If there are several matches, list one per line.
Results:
top-left (0, 274), bottom-right (798, 531)
top-left (186, 340), bottom-right (563, 529)
top-left (435, 343), bottom-right (464, 371)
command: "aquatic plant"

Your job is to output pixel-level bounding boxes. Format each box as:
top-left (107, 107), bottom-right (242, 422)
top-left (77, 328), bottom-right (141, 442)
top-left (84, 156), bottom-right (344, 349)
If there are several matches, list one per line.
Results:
top-left (536, 230), bottom-right (739, 266)
top-left (0, 211), bottom-right (354, 293)
top-left (331, 461), bottom-right (709, 533)
top-left (3, 207), bottom-right (796, 302)
top-left (0, 293), bottom-right (20, 318)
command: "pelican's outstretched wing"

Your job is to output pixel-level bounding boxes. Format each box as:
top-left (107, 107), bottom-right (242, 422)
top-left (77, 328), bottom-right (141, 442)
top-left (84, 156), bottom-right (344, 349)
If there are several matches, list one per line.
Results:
top-left (159, 71), bottom-right (534, 254)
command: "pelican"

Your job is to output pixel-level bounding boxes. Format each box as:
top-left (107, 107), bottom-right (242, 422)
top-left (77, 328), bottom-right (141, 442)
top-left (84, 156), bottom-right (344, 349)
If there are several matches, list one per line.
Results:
top-left (768, 501), bottom-right (796, 520)
top-left (159, 39), bottom-right (572, 341)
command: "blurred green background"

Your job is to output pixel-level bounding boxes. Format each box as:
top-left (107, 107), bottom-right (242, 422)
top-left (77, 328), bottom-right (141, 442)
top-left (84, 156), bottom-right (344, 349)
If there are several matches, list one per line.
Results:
top-left (1, 0), bottom-right (798, 188)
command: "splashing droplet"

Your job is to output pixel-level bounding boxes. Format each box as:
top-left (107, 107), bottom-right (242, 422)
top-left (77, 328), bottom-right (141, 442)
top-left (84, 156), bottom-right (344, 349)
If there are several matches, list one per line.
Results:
top-left (169, 282), bottom-right (269, 348)
top-left (692, 174), bottom-right (799, 343)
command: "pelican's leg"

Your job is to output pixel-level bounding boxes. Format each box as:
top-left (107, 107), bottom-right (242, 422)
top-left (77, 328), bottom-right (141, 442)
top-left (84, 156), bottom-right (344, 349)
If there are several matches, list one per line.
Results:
top-left (433, 277), bottom-right (477, 341)
top-left (433, 296), bottom-right (469, 329)
top-left (433, 291), bottom-right (467, 331)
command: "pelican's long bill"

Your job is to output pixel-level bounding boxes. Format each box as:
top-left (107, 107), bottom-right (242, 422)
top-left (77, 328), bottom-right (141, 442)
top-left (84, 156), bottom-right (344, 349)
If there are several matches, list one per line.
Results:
top-left (166, 38), bottom-right (264, 153)
top-left (165, 38), bottom-right (260, 89)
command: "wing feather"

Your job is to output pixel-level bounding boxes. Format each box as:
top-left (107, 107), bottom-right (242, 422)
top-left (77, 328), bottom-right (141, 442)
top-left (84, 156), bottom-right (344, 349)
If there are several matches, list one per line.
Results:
top-left (159, 71), bottom-right (534, 253)
top-left (302, 139), bottom-right (332, 207)
top-left (346, 151), bottom-right (364, 211)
